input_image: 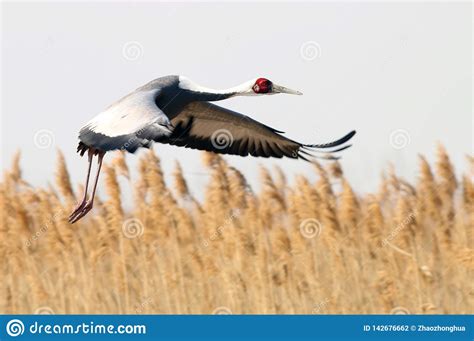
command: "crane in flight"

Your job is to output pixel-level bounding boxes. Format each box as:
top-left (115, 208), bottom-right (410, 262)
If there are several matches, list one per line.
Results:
top-left (69, 75), bottom-right (356, 223)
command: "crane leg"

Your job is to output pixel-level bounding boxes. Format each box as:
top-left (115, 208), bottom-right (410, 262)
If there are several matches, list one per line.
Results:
top-left (69, 150), bottom-right (106, 224)
top-left (68, 149), bottom-right (94, 222)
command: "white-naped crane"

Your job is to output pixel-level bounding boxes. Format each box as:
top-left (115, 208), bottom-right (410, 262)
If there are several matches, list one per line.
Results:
top-left (69, 75), bottom-right (356, 223)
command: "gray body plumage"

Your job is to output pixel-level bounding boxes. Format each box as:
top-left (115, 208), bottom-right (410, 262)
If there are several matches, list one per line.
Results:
top-left (79, 76), bottom-right (184, 153)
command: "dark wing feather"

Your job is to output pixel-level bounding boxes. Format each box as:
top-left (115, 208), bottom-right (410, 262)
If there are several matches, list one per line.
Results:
top-left (160, 101), bottom-right (355, 160)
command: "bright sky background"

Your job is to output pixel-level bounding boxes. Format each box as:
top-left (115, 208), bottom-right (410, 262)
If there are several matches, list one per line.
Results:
top-left (1, 1), bottom-right (472, 198)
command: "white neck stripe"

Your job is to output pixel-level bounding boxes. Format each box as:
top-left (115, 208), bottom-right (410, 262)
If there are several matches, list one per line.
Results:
top-left (178, 76), bottom-right (257, 96)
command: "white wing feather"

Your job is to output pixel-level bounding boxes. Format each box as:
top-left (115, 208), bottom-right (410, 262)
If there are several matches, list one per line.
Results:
top-left (83, 89), bottom-right (171, 138)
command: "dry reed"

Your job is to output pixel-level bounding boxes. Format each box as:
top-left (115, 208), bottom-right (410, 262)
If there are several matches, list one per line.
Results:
top-left (0, 146), bottom-right (472, 314)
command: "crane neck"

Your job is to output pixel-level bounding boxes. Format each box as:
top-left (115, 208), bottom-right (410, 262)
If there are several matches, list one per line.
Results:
top-left (178, 76), bottom-right (256, 101)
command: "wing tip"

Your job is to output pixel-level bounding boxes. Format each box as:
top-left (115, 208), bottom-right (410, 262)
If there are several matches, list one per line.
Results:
top-left (304, 130), bottom-right (357, 149)
top-left (292, 130), bottom-right (356, 161)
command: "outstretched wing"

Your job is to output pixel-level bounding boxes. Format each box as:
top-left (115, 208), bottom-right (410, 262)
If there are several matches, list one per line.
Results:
top-left (78, 89), bottom-right (172, 154)
top-left (161, 101), bottom-right (355, 160)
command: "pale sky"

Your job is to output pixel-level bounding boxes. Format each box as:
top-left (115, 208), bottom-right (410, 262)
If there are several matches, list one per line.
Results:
top-left (1, 1), bottom-right (472, 197)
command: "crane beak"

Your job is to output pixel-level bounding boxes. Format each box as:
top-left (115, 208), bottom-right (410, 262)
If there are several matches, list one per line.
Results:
top-left (272, 84), bottom-right (303, 95)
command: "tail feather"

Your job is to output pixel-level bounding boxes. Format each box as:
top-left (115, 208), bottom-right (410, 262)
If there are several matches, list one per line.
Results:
top-left (77, 142), bottom-right (89, 156)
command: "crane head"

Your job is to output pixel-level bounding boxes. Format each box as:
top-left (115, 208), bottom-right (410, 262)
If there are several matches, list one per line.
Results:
top-left (252, 78), bottom-right (302, 96)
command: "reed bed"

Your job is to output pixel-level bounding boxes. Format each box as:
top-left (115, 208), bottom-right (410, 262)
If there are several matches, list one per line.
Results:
top-left (0, 145), bottom-right (472, 314)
